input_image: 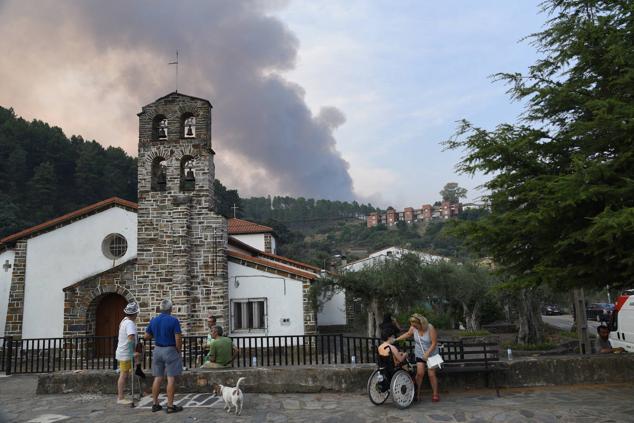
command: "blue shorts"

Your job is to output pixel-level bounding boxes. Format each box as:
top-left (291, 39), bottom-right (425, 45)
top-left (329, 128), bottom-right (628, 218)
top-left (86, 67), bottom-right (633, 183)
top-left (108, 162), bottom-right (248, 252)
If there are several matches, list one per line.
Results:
top-left (152, 346), bottom-right (182, 377)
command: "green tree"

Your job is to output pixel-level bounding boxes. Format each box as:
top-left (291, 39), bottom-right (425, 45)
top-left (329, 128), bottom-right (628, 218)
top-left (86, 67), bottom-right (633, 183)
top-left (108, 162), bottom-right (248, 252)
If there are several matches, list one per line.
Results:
top-left (26, 161), bottom-right (58, 223)
top-left (445, 0), bottom-right (634, 343)
top-left (439, 182), bottom-right (467, 203)
top-left (213, 180), bottom-right (243, 218)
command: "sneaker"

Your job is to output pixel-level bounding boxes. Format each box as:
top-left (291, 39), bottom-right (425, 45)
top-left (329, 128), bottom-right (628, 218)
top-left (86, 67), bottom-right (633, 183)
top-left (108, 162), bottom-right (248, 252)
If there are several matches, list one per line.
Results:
top-left (166, 404), bottom-right (183, 414)
top-left (117, 398), bottom-right (132, 405)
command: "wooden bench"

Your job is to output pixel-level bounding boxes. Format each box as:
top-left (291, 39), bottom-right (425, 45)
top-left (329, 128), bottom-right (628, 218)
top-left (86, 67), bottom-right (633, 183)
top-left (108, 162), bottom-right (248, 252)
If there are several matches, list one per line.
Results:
top-left (403, 340), bottom-right (502, 396)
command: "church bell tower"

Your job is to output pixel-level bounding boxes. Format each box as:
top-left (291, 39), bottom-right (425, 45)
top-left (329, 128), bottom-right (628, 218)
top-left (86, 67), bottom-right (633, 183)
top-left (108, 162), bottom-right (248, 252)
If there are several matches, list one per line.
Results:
top-left (135, 92), bottom-right (228, 334)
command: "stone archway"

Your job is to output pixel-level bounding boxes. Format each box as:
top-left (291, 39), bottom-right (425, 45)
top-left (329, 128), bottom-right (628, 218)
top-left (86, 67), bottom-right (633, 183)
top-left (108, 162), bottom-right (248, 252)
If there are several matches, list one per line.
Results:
top-left (63, 260), bottom-right (137, 338)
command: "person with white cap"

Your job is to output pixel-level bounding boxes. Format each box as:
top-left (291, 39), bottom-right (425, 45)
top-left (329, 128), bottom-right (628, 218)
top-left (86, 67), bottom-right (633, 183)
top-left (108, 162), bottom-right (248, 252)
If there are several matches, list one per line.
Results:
top-left (115, 301), bottom-right (140, 405)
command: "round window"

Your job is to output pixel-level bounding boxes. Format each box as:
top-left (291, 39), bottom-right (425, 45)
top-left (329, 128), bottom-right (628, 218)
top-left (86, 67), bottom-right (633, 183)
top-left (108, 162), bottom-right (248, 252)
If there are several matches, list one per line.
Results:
top-left (102, 234), bottom-right (128, 259)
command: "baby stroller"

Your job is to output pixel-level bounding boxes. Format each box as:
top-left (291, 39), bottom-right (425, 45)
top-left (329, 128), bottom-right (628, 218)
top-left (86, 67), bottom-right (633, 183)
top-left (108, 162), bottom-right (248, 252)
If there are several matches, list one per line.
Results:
top-left (367, 346), bottom-right (416, 409)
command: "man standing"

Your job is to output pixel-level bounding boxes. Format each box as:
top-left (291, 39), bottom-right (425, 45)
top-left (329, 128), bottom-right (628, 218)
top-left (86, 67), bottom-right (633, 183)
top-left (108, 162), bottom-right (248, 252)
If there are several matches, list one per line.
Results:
top-left (115, 301), bottom-right (140, 405)
top-left (145, 299), bottom-right (183, 414)
top-left (202, 325), bottom-right (239, 368)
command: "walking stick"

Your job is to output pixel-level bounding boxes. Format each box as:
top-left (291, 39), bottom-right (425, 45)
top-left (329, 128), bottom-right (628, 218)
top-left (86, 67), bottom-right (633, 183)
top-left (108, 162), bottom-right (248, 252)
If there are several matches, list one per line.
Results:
top-left (129, 340), bottom-right (136, 408)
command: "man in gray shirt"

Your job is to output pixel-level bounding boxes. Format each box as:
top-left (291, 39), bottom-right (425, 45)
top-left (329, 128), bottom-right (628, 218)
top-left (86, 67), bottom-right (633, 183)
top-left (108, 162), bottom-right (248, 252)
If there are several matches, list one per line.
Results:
top-left (596, 326), bottom-right (624, 353)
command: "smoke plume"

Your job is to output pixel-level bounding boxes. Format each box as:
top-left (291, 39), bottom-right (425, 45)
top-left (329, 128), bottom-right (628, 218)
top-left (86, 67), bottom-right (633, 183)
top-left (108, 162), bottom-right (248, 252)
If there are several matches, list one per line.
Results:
top-left (0, 0), bottom-right (355, 199)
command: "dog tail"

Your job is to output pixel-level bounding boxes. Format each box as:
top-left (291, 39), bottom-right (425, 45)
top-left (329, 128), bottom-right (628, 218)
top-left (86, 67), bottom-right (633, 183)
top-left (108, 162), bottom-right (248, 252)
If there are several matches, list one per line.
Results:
top-left (236, 377), bottom-right (246, 390)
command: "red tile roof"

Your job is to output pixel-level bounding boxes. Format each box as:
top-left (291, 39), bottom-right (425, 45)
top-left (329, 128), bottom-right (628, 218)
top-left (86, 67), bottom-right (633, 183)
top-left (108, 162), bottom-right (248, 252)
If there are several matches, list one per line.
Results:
top-left (0, 197), bottom-right (138, 245)
top-left (227, 250), bottom-right (318, 281)
top-left (228, 237), bottom-right (321, 272)
top-left (227, 218), bottom-right (273, 235)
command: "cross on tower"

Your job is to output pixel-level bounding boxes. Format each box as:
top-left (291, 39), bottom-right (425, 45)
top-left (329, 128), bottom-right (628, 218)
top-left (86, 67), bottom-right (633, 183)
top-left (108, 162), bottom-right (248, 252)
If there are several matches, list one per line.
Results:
top-left (169, 50), bottom-right (179, 93)
top-left (3, 260), bottom-right (11, 272)
top-left (231, 204), bottom-right (239, 218)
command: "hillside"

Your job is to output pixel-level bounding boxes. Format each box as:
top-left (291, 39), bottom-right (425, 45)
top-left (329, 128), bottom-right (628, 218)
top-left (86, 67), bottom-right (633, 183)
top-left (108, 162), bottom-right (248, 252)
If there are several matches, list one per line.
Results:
top-left (0, 107), bottom-right (137, 238)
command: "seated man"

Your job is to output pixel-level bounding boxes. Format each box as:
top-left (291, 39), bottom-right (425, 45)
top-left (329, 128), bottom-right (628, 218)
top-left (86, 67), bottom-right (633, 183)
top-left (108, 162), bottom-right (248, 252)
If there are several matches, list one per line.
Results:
top-left (596, 325), bottom-right (625, 354)
top-left (202, 325), bottom-right (239, 368)
top-left (378, 328), bottom-right (408, 366)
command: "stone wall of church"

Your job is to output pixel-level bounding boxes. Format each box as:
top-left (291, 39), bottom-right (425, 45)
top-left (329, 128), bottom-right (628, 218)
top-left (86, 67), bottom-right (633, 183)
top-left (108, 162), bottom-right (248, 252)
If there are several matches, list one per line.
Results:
top-left (4, 240), bottom-right (27, 337)
top-left (63, 260), bottom-right (137, 336)
top-left (134, 93), bottom-right (228, 335)
top-left (302, 281), bottom-right (317, 334)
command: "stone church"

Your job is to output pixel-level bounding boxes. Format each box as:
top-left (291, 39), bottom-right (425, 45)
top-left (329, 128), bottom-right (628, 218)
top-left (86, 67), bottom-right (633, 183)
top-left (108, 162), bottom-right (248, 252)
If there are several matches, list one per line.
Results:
top-left (0, 92), bottom-right (346, 341)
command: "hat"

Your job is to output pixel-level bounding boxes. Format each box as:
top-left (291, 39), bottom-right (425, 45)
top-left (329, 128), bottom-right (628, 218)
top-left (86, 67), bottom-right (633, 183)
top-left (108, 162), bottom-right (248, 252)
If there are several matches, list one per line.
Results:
top-left (124, 301), bottom-right (140, 315)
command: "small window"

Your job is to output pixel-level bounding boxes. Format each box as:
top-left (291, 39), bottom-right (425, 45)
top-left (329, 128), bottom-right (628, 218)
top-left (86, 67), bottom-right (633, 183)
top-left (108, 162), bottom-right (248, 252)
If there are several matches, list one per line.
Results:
top-left (231, 299), bottom-right (266, 332)
top-left (102, 234), bottom-right (128, 259)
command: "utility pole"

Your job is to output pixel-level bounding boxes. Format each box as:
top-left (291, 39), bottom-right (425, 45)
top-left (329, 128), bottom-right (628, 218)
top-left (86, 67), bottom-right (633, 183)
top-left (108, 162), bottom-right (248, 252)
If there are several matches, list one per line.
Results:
top-left (573, 288), bottom-right (592, 354)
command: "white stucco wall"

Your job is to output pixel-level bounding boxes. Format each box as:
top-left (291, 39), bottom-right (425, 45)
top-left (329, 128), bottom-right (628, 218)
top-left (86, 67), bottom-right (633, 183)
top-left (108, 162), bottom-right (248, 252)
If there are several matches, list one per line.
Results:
top-left (232, 234), bottom-right (266, 251)
top-left (344, 247), bottom-right (446, 272)
top-left (317, 289), bottom-right (346, 326)
top-left (231, 233), bottom-right (276, 254)
top-left (228, 261), bottom-right (304, 341)
top-left (21, 207), bottom-right (137, 339)
top-left (0, 249), bottom-right (15, 339)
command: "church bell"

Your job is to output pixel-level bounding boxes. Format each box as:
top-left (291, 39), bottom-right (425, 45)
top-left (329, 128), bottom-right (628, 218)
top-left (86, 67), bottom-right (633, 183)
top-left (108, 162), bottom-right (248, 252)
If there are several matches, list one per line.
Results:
top-left (183, 168), bottom-right (195, 191)
top-left (157, 171), bottom-right (167, 191)
top-left (186, 124), bottom-right (194, 137)
top-left (158, 127), bottom-right (167, 139)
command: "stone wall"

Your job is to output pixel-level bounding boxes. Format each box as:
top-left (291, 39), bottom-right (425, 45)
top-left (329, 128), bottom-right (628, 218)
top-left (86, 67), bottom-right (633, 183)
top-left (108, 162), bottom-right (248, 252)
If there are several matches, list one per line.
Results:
top-left (4, 240), bottom-right (27, 337)
top-left (36, 354), bottom-right (634, 395)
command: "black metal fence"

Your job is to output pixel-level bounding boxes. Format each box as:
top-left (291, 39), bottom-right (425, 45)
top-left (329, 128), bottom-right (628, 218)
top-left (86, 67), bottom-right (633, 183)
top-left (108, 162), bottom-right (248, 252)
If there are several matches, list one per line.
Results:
top-left (0, 335), bottom-right (380, 374)
top-left (0, 335), bottom-right (498, 375)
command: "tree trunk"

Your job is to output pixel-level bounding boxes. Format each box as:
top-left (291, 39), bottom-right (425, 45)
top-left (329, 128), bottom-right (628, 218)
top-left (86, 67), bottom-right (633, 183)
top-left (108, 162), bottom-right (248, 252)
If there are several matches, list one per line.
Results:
top-left (367, 300), bottom-right (381, 338)
top-left (462, 302), bottom-right (482, 331)
top-left (516, 287), bottom-right (544, 344)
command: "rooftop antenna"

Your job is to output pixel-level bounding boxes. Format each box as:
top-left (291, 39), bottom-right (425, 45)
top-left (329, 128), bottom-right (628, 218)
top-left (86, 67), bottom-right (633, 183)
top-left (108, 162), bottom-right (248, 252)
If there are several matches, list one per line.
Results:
top-left (169, 50), bottom-right (179, 92)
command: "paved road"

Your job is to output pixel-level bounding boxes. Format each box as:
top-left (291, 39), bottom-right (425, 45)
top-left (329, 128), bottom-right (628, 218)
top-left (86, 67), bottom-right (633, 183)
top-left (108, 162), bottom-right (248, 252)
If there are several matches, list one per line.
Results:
top-left (542, 314), bottom-right (601, 332)
top-left (1, 375), bottom-right (633, 422)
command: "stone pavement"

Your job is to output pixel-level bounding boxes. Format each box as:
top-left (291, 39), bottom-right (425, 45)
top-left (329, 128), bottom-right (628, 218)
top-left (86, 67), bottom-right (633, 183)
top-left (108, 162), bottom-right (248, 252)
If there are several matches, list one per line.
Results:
top-left (1, 375), bottom-right (633, 422)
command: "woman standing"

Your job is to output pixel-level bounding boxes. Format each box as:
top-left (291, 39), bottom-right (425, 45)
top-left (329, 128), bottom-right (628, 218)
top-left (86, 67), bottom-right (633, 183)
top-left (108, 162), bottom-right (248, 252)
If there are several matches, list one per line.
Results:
top-left (393, 313), bottom-right (440, 402)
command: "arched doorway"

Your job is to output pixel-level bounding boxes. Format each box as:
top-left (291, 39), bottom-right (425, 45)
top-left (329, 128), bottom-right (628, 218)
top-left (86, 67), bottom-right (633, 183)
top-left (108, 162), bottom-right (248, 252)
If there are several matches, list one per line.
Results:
top-left (95, 293), bottom-right (127, 357)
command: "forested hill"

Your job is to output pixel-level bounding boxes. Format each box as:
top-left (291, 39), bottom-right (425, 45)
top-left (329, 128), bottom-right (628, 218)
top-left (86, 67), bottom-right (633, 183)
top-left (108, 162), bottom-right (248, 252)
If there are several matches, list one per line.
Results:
top-left (0, 106), bottom-right (138, 238)
top-left (0, 106), bottom-right (377, 238)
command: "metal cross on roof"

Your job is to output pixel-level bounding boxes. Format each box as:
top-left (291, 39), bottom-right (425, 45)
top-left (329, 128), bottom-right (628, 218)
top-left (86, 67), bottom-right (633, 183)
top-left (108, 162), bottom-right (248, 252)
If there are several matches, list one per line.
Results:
top-left (3, 260), bottom-right (11, 272)
top-left (169, 50), bottom-right (179, 93)
top-left (231, 203), bottom-right (239, 218)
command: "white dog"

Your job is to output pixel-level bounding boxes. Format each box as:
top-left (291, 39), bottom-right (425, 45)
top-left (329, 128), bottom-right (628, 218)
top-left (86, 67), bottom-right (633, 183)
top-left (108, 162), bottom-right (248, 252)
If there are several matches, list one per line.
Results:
top-left (212, 377), bottom-right (245, 415)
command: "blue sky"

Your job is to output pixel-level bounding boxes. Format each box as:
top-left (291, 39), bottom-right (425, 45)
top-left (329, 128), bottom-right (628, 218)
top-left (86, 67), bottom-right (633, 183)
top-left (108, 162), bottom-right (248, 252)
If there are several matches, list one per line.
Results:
top-left (274, 0), bottom-right (545, 207)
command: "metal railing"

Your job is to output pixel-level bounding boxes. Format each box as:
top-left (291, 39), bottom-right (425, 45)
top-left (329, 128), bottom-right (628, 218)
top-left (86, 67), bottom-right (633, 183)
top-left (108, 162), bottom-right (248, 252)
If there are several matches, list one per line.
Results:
top-left (0, 334), bottom-right (380, 374)
top-left (0, 335), bottom-right (498, 375)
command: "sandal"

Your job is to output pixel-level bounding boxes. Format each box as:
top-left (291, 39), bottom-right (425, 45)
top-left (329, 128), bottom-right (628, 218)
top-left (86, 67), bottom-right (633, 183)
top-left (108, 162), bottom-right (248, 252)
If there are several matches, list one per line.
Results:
top-left (432, 394), bottom-right (440, 402)
top-left (151, 404), bottom-right (162, 412)
top-left (166, 404), bottom-right (183, 414)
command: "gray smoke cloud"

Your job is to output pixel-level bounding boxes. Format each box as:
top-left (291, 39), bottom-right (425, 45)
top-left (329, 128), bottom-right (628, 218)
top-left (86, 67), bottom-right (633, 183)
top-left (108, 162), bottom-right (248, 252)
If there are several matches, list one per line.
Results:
top-left (0, 0), bottom-right (355, 200)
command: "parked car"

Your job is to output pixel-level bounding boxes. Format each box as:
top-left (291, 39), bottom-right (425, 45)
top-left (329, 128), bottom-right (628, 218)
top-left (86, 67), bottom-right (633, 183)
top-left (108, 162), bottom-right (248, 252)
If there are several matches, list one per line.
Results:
top-left (542, 304), bottom-right (563, 315)
top-left (586, 303), bottom-right (614, 322)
